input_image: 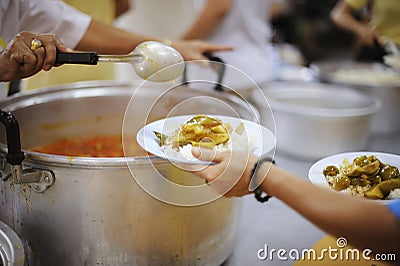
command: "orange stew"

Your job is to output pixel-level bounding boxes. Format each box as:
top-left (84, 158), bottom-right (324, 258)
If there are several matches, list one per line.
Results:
top-left (32, 135), bottom-right (147, 157)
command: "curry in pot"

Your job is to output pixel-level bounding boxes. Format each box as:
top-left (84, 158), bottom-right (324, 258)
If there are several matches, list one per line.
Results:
top-left (32, 135), bottom-right (147, 157)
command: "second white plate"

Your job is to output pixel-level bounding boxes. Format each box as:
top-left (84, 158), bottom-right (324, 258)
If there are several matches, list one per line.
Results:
top-left (309, 151), bottom-right (400, 204)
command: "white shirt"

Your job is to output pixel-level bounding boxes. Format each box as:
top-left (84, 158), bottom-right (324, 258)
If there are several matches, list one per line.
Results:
top-left (0, 0), bottom-right (91, 97)
top-left (186, 0), bottom-right (278, 91)
top-left (0, 0), bottom-right (91, 49)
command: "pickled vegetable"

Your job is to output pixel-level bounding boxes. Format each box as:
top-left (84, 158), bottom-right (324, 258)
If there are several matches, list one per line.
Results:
top-left (342, 156), bottom-right (380, 177)
top-left (364, 185), bottom-right (384, 199)
top-left (154, 131), bottom-right (167, 146)
top-left (379, 178), bottom-right (400, 194)
top-left (365, 179), bottom-right (400, 199)
top-left (333, 175), bottom-right (350, 191)
top-left (380, 164), bottom-right (400, 180)
top-left (323, 165), bottom-right (339, 177)
top-left (155, 115), bottom-right (231, 150)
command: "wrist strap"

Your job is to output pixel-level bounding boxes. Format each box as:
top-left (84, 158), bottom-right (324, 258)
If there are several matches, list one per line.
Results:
top-left (251, 155), bottom-right (275, 203)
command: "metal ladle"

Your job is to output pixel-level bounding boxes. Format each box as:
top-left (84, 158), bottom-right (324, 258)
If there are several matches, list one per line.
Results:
top-left (55, 41), bottom-right (185, 82)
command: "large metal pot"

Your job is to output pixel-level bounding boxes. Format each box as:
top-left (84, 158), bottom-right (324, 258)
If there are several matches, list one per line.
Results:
top-left (310, 60), bottom-right (400, 135)
top-left (0, 81), bottom-right (257, 265)
top-left (251, 82), bottom-right (380, 160)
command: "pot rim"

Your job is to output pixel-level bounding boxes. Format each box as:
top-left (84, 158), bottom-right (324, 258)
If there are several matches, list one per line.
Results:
top-left (0, 80), bottom-right (258, 168)
top-left (19, 148), bottom-right (171, 168)
top-left (0, 80), bottom-right (133, 112)
top-left (264, 87), bottom-right (381, 117)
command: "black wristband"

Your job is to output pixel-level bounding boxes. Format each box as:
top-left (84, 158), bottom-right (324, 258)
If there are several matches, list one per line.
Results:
top-left (251, 155), bottom-right (275, 203)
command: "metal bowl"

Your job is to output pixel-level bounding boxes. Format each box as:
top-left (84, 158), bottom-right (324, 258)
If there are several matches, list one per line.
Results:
top-left (0, 220), bottom-right (24, 265)
top-left (252, 82), bottom-right (381, 160)
top-left (310, 60), bottom-right (400, 135)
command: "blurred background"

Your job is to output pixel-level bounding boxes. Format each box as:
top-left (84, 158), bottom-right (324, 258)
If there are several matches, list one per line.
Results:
top-left (113, 0), bottom-right (353, 69)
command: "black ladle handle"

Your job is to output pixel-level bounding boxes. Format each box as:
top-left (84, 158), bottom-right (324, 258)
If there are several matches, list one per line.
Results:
top-left (0, 111), bottom-right (24, 165)
top-left (56, 52), bottom-right (99, 65)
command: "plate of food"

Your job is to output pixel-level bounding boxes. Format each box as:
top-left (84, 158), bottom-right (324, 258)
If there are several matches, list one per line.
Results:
top-left (309, 151), bottom-right (400, 203)
top-left (136, 114), bottom-right (276, 164)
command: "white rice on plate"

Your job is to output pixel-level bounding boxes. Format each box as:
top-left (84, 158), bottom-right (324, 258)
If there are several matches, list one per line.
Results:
top-left (162, 126), bottom-right (256, 162)
top-left (387, 189), bottom-right (400, 200)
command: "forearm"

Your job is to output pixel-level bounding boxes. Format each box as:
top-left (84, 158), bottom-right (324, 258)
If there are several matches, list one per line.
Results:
top-left (75, 20), bottom-right (161, 54)
top-left (181, 0), bottom-right (231, 40)
top-left (259, 164), bottom-right (400, 253)
top-left (330, 1), bottom-right (366, 37)
top-left (75, 17), bottom-right (234, 61)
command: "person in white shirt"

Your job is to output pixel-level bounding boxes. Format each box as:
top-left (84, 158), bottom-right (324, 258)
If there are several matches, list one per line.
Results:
top-left (0, 0), bottom-right (232, 88)
top-left (181, 0), bottom-right (280, 95)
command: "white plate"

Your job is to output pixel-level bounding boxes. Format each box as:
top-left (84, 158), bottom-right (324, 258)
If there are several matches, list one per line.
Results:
top-left (309, 151), bottom-right (400, 204)
top-left (137, 115), bottom-right (276, 164)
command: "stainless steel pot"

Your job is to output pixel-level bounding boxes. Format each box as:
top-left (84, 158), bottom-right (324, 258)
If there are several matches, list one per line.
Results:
top-left (0, 81), bottom-right (257, 265)
top-left (310, 60), bottom-right (400, 135)
top-left (251, 82), bottom-right (381, 160)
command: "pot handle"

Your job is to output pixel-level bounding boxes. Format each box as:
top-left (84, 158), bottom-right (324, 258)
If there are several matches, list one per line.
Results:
top-left (0, 111), bottom-right (55, 192)
top-left (182, 52), bottom-right (226, 91)
top-left (0, 111), bottom-right (24, 165)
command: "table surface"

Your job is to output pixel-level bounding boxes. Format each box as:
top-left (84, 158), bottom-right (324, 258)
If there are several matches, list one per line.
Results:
top-left (229, 133), bottom-right (400, 266)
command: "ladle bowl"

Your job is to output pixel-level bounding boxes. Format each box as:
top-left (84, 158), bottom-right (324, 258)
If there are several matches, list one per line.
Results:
top-left (55, 41), bottom-right (185, 82)
top-left (132, 41), bottom-right (185, 82)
